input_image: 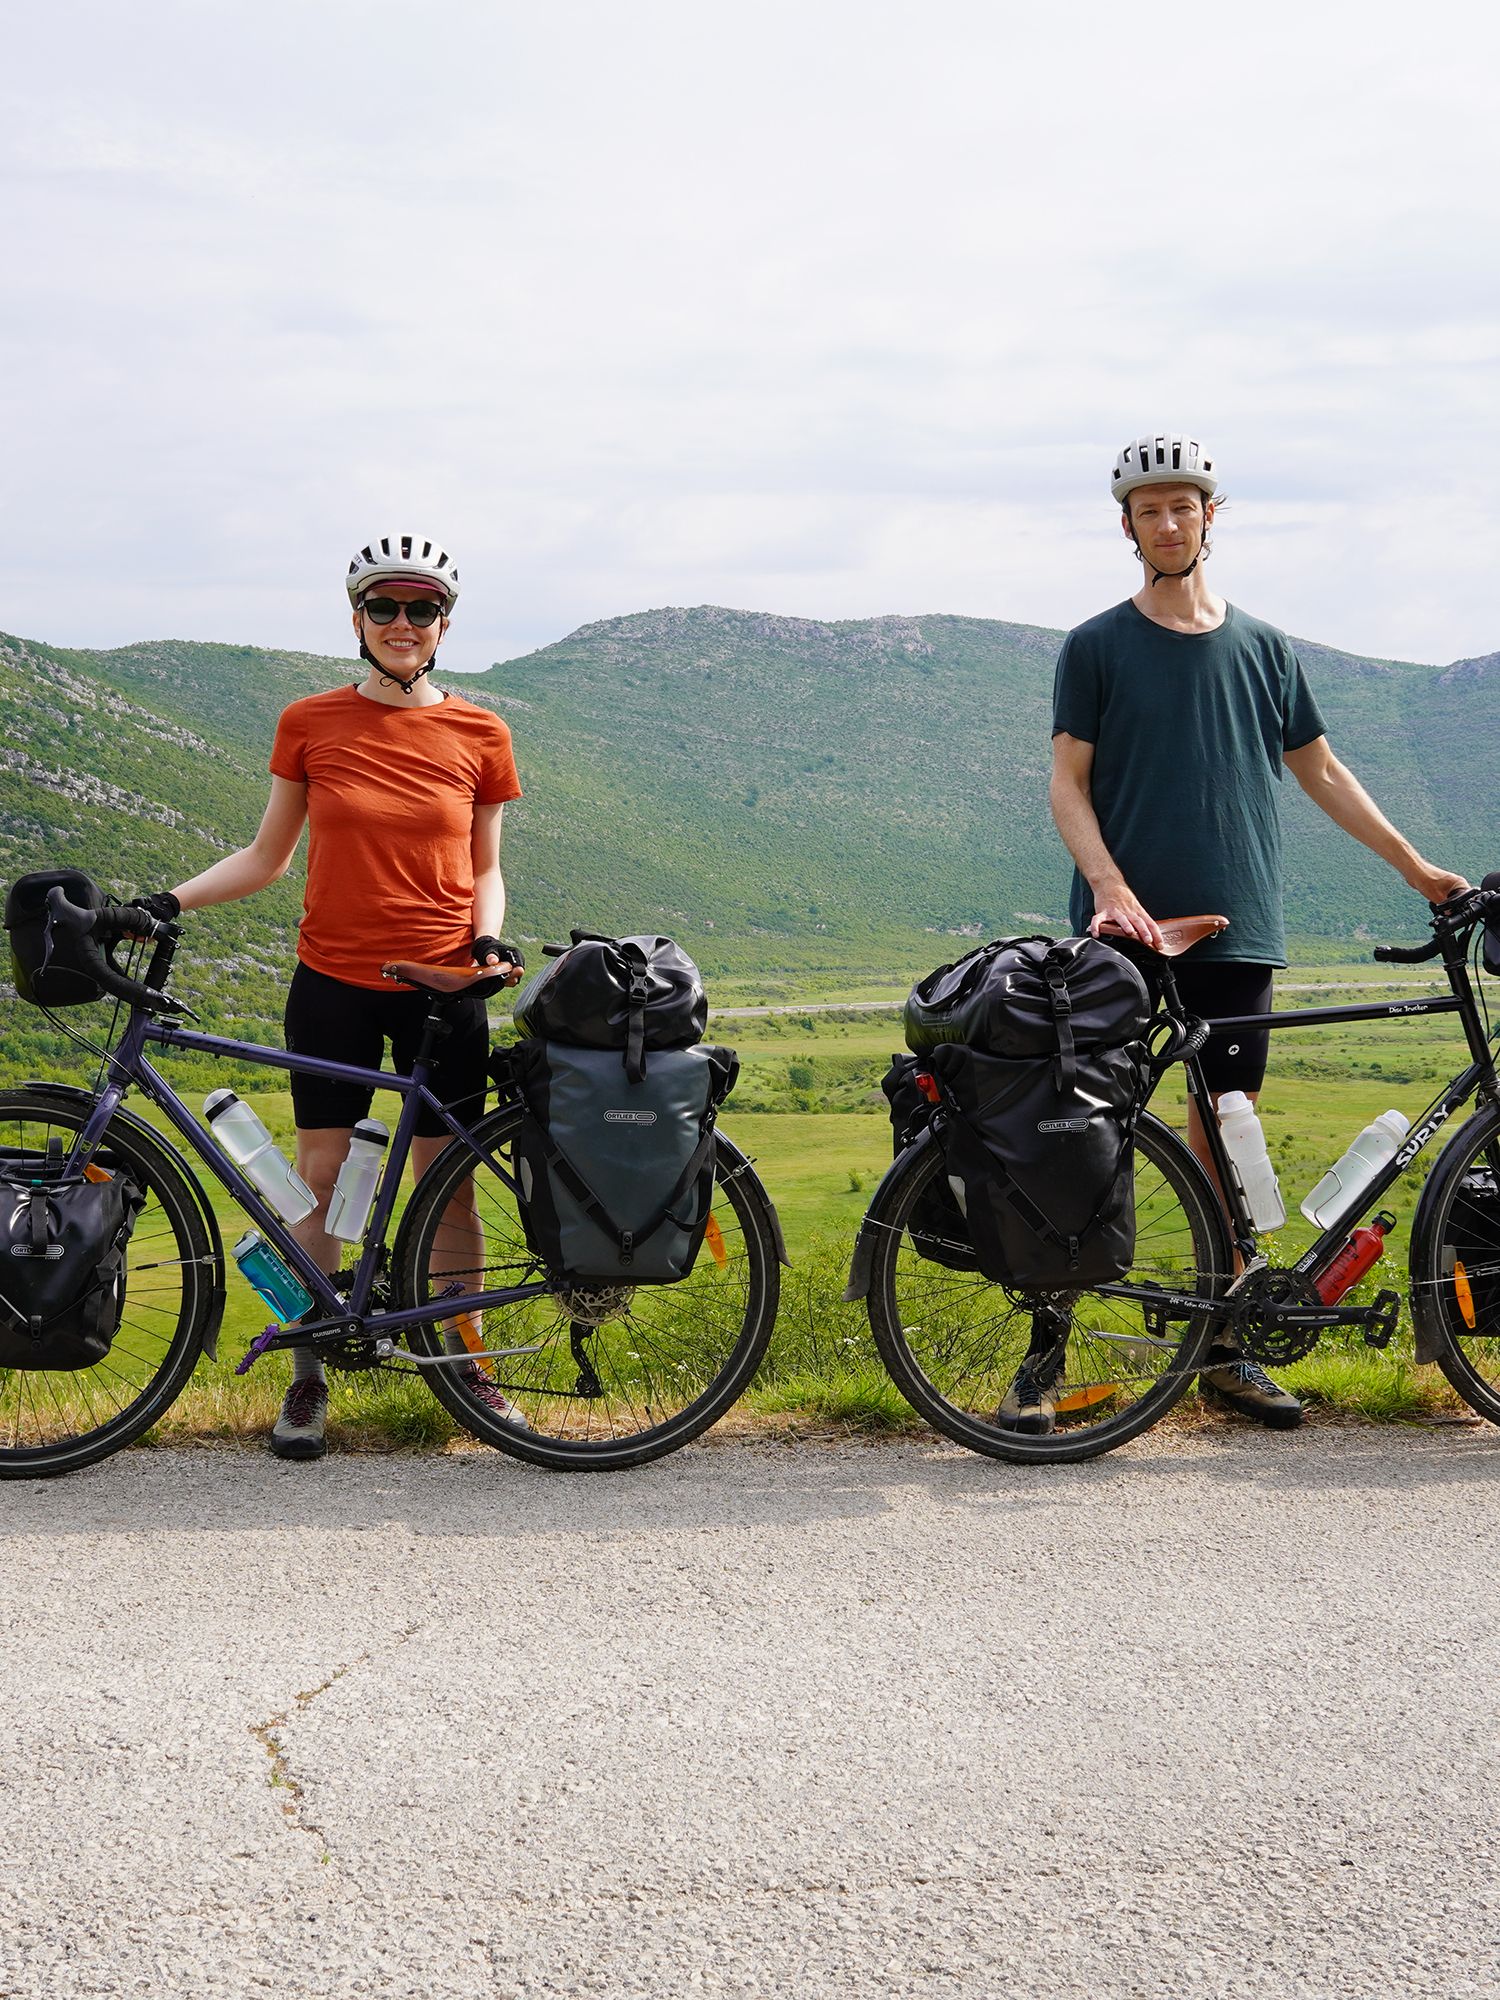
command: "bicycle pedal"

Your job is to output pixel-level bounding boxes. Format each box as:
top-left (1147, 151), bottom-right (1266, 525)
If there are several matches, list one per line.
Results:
top-left (1362, 1288), bottom-right (1401, 1350)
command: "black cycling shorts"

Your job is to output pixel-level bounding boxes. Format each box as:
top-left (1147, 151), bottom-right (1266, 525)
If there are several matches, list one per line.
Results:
top-left (284, 962), bottom-right (489, 1136)
top-left (1171, 961), bottom-right (1275, 1095)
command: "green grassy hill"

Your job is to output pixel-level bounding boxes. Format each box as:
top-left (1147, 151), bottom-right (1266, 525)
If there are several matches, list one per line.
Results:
top-left (1, 607), bottom-right (1494, 1058)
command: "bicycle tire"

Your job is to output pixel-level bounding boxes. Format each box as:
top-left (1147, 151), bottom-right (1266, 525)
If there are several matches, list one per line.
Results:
top-left (863, 1111), bottom-right (1230, 1463)
top-left (394, 1107), bottom-right (781, 1469)
top-left (1410, 1102), bottom-right (1500, 1424)
top-left (0, 1087), bottom-right (215, 1478)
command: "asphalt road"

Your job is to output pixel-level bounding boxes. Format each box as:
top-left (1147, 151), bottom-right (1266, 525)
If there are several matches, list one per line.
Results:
top-left (5, 1424), bottom-right (1500, 1999)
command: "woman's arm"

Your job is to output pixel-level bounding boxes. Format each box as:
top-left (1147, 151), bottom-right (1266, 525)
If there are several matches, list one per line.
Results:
top-left (169, 777), bottom-right (309, 910)
top-left (470, 802), bottom-right (509, 963)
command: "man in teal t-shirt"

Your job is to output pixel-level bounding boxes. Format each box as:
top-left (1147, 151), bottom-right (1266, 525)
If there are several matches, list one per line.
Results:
top-left (1021, 433), bottom-right (1466, 1436)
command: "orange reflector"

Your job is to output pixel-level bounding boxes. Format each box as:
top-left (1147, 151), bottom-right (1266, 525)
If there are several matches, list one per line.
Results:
top-left (704, 1212), bottom-right (728, 1267)
top-left (83, 1163), bottom-right (112, 1183)
top-left (454, 1311), bottom-right (485, 1354)
top-left (1054, 1383), bottom-right (1121, 1414)
top-left (1455, 1260), bottom-right (1477, 1330)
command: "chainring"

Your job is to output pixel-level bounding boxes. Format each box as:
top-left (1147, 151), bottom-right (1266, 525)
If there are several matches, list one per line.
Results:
top-left (1230, 1267), bottom-right (1327, 1368)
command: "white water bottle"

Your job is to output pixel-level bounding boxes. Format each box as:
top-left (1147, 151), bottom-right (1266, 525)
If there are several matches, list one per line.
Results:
top-left (203, 1089), bottom-right (317, 1224)
top-left (1300, 1110), bottom-right (1411, 1228)
top-left (326, 1119), bottom-right (389, 1242)
top-left (1216, 1090), bottom-right (1285, 1231)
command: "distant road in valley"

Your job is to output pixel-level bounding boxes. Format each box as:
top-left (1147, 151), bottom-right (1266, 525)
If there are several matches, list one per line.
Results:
top-left (712, 977), bottom-right (1447, 1019)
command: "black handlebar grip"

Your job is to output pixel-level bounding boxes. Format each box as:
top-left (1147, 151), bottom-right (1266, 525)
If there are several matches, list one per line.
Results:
top-left (1372, 938), bottom-right (1443, 964)
top-left (43, 887), bottom-right (180, 1012)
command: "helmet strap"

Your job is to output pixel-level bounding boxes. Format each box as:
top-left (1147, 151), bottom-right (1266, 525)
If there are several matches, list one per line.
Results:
top-left (358, 628), bottom-right (441, 696)
top-left (1127, 513), bottom-right (1207, 588)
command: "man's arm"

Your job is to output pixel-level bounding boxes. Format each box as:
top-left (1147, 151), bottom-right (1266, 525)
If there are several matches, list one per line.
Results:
top-left (1282, 737), bottom-right (1468, 904)
top-left (1049, 733), bottom-right (1164, 948)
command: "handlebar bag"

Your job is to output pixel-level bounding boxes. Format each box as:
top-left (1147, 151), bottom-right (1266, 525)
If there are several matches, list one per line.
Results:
top-left (880, 1054), bottom-right (980, 1272)
top-left (4, 870), bottom-right (107, 1007)
top-left (508, 1040), bottom-right (738, 1285)
top-left (903, 934), bottom-right (1151, 1060)
top-left (513, 932), bottom-right (707, 1082)
top-left (1482, 872), bottom-right (1500, 979)
top-left (0, 1152), bottom-right (146, 1370)
top-left (928, 1038), bottom-right (1148, 1290)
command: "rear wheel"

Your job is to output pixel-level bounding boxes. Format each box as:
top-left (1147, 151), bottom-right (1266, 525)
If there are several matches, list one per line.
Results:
top-left (863, 1112), bottom-right (1230, 1462)
top-left (0, 1089), bottom-right (214, 1477)
top-left (394, 1108), bottom-right (781, 1468)
top-left (1411, 1105), bottom-right (1500, 1423)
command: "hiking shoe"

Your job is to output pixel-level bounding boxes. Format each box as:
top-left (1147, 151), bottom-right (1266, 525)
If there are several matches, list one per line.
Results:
top-left (455, 1363), bottom-right (530, 1430)
top-left (271, 1377), bottom-right (328, 1461)
top-left (996, 1343), bottom-right (1067, 1435)
top-left (1199, 1346), bottom-right (1303, 1430)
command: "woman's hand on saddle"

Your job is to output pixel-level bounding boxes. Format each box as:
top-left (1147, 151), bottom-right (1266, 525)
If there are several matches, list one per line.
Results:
top-left (472, 936), bottom-right (527, 987)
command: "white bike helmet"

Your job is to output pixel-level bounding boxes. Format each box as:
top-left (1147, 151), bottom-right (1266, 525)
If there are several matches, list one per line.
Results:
top-left (345, 534), bottom-right (460, 613)
top-left (1110, 436), bottom-right (1218, 505)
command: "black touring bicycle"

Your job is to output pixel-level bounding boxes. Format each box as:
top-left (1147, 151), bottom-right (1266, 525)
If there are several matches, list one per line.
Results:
top-left (847, 883), bottom-right (1500, 1462)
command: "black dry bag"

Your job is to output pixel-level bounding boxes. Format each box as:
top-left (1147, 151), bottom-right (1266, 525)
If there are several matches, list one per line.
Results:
top-left (5, 870), bottom-right (108, 1008)
top-left (0, 1147), bottom-right (146, 1370)
top-left (1447, 1165), bottom-right (1500, 1339)
top-left (507, 1041), bottom-right (738, 1285)
top-left (903, 933), bottom-right (1151, 1060)
top-left (513, 932), bottom-right (707, 1082)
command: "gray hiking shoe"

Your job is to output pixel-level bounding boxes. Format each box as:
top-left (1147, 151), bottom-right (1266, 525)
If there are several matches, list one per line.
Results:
top-left (455, 1362), bottom-right (530, 1430)
top-left (1199, 1346), bottom-right (1303, 1429)
top-left (271, 1377), bottom-right (328, 1460)
top-left (996, 1343), bottom-right (1067, 1435)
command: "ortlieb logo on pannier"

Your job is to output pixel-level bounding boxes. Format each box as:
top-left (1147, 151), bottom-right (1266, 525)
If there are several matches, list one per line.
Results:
top-left (882, 933), bottom-right (1152, 1290)
top-left (0, 1140), bottom-right (146, 1371)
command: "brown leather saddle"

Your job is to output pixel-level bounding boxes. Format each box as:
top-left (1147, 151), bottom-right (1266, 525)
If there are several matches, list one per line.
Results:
top-left (1096, 914), bottom-right (1229, 958)
top-left (381, 961), bottom-right (522, 1001)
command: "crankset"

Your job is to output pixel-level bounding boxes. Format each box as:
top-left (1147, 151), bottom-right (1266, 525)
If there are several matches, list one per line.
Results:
top-left (1230, 1269), bottom-right (1334, 1368)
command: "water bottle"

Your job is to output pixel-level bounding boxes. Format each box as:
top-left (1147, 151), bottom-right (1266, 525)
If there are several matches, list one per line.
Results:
top-left (326, 1119), bottom-right (389, 1242)
top-left (1300, 1111), bottom-right (1411, 1228)
top-left (1216, 1090), bottom-right (1285, 1231)
top-left (232, 1230), bottom-right (314, 1322)
top-left (203, 1089), bottom-right (316, 1224)
top-left (1314, 1212), bottom-right (1396, 1305)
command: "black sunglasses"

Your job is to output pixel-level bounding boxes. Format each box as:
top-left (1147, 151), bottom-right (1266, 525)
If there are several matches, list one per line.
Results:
top-left (362, 596), bottom-right (444, 628)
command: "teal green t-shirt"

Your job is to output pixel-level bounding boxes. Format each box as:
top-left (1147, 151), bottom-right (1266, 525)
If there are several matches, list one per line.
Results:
top-left (1052, 600), bottom-right (1326, 966)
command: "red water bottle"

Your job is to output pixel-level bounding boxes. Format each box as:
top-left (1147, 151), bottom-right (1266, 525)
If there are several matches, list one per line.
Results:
top-left (1314, 1211), bottom-right (1396, 1304)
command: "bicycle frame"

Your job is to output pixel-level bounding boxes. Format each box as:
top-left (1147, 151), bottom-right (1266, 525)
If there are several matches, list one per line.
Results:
top-left (59, 998), bottom-right (550, 1357)
top-left (1160, 922), bottom-right (1500, 1291)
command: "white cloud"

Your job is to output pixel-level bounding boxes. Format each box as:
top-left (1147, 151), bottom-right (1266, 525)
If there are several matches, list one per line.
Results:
top-left (2, 0), bottom-right (1498, 669)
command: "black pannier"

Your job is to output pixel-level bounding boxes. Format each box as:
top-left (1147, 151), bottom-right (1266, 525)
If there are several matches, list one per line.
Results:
top-left (513, 932), bottom-right (707, 1082)
top-left (896, 934), bottom-right (1153, 1291)
top-left (5, 869), bottom-right (108, 1008)
top-left (0, 1145), bottom-right (146, 1370)
top-left (1482, 872), bottom-right (1500, 979)
top-left (505, 1041), bottom-right (738, 1285)
top-left (929, 1039), bottom-right (1148, 1290)
top-left (880, 1054), bottom-right (979, 1271)
top-left (1447, 1165), bottom-right (1500, 1338)
top-left (904, 933), bottom-right (1151, 1060)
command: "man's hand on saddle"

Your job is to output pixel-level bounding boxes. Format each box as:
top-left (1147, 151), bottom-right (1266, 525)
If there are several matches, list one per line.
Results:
top-left (1089, 887), bottom-right (1165, 953)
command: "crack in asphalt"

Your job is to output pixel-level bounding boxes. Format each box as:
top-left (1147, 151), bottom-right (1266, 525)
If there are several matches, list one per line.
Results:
top-left (250, 1622), bottom-right (423, 1858)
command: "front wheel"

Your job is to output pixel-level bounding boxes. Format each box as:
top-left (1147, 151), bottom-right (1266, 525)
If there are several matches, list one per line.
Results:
top-left (1410, 1103), bottom-right (1500, 1423)
top-left (0, 1088), bottom-right (216, 1477)
top-left (862, 1112), bottom-right (1231, 1463)
top-left (394, 1108), bottom-right (782, 1468)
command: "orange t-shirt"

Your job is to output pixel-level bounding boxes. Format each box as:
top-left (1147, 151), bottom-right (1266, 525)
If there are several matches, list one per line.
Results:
top-left (270, 686), bottom-right (522, 989)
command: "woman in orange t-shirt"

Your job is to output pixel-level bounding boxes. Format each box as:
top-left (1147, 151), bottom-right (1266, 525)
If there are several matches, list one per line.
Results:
top-left (135, 533), bottom-right (526, 1460)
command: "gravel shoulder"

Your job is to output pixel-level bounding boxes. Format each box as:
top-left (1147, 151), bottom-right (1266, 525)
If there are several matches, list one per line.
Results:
top-left (5, 1426), bottom-right (1500, 1999)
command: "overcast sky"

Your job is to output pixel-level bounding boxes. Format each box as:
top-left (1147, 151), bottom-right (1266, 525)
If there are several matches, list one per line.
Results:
top-left (4, 0), bottom-right (1498, 671)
